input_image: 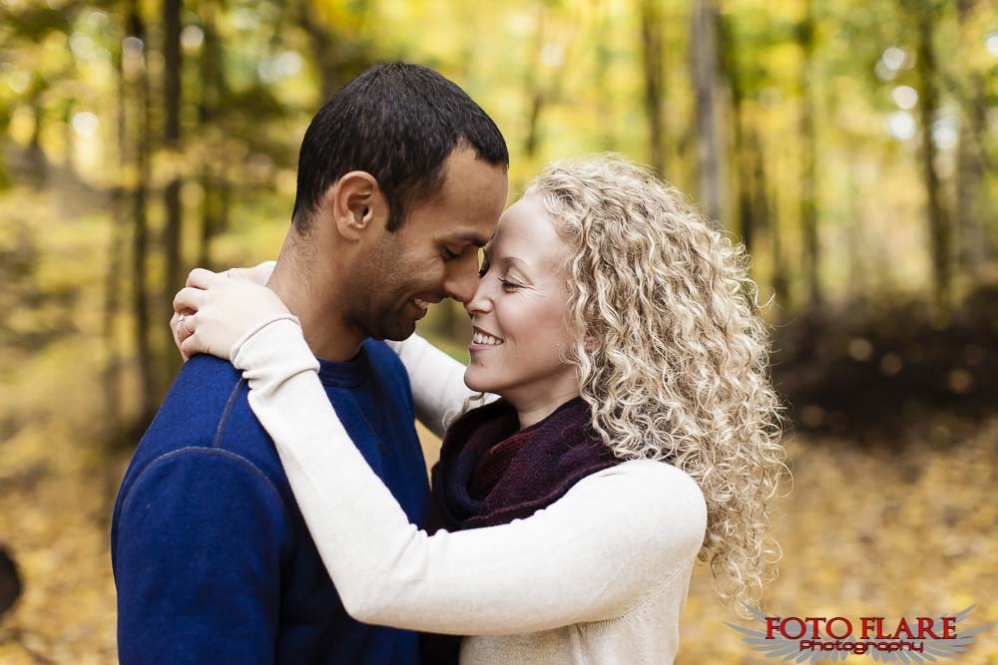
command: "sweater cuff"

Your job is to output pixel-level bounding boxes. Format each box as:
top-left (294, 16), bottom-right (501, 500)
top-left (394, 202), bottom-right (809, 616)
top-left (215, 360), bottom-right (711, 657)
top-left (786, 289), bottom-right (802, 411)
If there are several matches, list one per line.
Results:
top-left (230, 315), bottom-right (319, 380)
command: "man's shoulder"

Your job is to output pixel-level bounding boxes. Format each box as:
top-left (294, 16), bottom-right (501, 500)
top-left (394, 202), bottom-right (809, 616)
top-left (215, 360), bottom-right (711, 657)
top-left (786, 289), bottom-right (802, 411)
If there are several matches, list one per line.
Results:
top-left (120, 355), bottom-right (289, 499)
top-left (138, 354), bottom-right (250, 451)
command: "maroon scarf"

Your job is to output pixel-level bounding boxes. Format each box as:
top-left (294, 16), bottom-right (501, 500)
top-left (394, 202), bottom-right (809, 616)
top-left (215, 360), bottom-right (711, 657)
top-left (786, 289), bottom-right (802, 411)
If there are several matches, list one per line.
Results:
top-left (429, 396), bottom-right (623, 531)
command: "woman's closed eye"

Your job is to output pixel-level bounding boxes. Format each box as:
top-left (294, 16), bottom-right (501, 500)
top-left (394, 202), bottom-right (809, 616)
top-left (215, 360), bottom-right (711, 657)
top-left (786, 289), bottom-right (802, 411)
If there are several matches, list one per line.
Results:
top-left (499, 278), bottom-right (521, 292)
top-left (479, 259), bottom-right (522, 292)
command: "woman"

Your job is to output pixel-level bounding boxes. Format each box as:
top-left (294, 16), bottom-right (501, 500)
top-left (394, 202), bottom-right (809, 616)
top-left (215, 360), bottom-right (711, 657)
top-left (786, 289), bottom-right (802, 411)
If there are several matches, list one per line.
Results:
top-left (174, 155), bottom-right (785, 663)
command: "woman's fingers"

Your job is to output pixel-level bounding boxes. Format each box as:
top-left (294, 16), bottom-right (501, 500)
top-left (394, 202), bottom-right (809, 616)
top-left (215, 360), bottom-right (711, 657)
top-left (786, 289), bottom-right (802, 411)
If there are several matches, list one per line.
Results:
top-left (171, 266), bottom-right (262, 362)
top-left (227, 261), bottom-right (276, 285)
top-left (169, 270), bottom-right (292, 362)
top-left (170, 312), bottom-right (185, 357)
top-left (186, 267), bottom-right (223, 289)
top-left (180, 329), bottom-right (204, 359)
top-left (171, 310), bottom-right (197, 361)
top-left (174, 286), bottom-right (205, 313)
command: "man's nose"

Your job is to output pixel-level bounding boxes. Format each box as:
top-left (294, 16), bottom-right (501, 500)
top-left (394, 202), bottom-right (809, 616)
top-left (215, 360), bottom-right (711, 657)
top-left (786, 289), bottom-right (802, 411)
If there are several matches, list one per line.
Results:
top-left (442, 255), bottom-right (479, 304)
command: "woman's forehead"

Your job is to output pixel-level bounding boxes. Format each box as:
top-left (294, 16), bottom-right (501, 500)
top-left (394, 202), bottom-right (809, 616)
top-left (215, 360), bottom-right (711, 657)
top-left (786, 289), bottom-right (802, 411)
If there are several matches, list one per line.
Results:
top-left (488, 197), bottom-right (570, 273)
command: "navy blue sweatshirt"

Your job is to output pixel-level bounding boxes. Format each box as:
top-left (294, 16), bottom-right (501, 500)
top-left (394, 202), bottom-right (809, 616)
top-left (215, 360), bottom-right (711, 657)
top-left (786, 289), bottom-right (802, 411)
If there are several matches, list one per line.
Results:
top-left (111, 341), bottom-right (429, 664)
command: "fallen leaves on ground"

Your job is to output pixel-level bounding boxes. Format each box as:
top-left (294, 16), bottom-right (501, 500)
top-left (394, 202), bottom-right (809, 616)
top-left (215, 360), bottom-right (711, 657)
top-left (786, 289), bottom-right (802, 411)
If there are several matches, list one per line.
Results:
top-left (1, 416), bottom-right (995, 663)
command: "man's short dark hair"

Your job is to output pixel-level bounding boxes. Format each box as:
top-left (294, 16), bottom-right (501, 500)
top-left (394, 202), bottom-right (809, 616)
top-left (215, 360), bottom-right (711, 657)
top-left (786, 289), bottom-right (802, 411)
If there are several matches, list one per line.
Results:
top-left (292, 62), bottom-right (509, 232)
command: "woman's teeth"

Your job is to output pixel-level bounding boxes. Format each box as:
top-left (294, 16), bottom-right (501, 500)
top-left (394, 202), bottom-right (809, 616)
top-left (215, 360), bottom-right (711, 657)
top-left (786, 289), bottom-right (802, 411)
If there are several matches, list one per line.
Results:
top-left (473, 331), bottom-right (503, 346)
top-left (412, 298), bottom-right (429, 311)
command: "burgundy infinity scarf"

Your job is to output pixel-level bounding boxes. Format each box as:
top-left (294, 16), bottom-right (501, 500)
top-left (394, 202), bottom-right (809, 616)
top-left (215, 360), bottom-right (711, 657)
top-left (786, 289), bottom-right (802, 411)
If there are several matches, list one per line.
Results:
top-left (429, 396), bottom-right (623, 532)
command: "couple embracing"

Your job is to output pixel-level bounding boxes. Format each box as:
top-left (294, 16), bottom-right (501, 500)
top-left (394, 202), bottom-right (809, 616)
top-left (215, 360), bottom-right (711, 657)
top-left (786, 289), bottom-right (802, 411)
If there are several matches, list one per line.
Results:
top-left (111, 63), bottom-right (785, 665)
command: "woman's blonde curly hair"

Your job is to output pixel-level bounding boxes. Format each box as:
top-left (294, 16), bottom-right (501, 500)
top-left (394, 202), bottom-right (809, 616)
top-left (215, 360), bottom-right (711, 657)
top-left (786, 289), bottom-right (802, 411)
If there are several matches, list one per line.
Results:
top-left (525, 154), bottom-right (786, 610)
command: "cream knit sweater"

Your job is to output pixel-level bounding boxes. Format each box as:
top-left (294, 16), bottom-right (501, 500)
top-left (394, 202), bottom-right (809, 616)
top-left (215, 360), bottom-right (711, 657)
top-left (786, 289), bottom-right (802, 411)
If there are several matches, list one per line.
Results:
top-left (232, 319), bottom-right (707, 664)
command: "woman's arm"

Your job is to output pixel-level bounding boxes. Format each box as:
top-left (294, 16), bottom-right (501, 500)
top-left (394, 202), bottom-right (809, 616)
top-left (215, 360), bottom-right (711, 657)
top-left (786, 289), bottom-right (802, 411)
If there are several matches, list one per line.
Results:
top-left (234, 318), bottom-right (707, 636)
top-left (385, 334), bottom-right (496, 438)
top-left (173, 264), bottom-right (490, 436)
top-left (232, 262), bottom-right (499, 434)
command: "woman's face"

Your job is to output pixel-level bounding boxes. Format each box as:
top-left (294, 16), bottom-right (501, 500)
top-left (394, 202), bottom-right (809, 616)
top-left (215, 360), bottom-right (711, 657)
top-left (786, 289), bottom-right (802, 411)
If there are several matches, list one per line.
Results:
top-left (464, 195), bottom-right (581, 424)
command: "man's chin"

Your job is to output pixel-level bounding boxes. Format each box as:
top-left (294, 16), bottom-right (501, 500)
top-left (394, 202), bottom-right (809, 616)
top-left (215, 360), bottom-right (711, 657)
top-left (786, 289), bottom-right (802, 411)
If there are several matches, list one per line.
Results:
top-left (374, 317), bottom-right (418, 342)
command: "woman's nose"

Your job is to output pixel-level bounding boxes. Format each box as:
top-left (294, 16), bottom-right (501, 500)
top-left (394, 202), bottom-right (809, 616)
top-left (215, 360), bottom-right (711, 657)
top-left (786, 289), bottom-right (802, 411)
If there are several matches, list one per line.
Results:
top-left (464, 280), bottom-right (493, 317)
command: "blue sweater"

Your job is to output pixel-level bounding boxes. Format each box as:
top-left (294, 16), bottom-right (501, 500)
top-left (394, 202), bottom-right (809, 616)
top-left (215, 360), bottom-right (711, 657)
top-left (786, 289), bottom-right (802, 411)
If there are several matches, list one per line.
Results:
top-left (111, 341), bottom-right (429, 664)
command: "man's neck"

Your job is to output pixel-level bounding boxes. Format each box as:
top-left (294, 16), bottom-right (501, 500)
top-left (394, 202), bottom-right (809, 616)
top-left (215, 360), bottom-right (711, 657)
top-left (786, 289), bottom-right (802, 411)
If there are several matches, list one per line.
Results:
top-left (267, 253), bottom-right (365, 363)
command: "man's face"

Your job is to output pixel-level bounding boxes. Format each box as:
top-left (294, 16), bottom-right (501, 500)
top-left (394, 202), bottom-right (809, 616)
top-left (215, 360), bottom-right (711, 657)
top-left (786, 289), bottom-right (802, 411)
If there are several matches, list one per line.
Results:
top-left (351, 146), bottom-right (508, 341)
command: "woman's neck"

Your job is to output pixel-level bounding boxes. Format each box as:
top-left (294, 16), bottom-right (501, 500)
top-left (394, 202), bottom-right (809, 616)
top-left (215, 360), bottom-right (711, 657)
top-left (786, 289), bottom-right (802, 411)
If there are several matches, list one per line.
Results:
top-left (512, 389), bottom-right (582, 430)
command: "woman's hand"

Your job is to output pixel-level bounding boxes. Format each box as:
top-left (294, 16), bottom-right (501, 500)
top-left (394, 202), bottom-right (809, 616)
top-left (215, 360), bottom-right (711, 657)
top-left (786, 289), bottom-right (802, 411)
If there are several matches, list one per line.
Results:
top-left (222, 260), bottom-right (276, 285)
top-left (170, 261), bottom-right (278, 361)
top-left (173, 268), bottom-right (292, 362)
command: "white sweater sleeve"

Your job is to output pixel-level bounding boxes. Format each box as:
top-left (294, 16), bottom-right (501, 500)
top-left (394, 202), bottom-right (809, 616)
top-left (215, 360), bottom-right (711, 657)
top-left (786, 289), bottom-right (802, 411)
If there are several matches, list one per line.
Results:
top-left (234, 319), bottom-right (707, 636)
top-left (386, 334), bottom-right (497, 438)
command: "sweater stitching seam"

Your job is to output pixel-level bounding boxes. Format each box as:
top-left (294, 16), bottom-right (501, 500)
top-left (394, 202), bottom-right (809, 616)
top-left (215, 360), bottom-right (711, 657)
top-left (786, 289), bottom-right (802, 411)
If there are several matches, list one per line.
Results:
top-left (119, 447), bottom-right (291, 523)
top-left (212, 378), bottom-right (247, 448)
top-left (612, 556), bottom-right (695, 623)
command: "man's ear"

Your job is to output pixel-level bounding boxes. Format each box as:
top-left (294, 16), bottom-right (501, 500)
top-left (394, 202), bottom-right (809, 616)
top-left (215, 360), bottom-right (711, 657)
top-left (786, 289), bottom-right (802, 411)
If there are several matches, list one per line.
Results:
top-left (324, 171), bottom-right (386, 241)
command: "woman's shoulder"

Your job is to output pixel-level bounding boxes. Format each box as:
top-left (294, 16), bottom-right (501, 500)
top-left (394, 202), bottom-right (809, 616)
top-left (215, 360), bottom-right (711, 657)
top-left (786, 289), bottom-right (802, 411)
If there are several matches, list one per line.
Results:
top-left (579, 458), bottom-right (704, 503)
top-left (570, 459), bottom-right (707, 549)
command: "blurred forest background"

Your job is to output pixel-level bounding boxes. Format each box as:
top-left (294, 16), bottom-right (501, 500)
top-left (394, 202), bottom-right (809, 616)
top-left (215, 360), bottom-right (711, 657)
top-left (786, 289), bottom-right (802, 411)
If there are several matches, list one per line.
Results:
top-left (0, 0), bottom-right (996, 662)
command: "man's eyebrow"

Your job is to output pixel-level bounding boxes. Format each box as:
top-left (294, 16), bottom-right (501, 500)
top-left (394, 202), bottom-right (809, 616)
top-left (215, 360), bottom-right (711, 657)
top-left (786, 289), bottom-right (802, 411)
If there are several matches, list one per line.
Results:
top-left (449, 232), bottom-right (490, 247)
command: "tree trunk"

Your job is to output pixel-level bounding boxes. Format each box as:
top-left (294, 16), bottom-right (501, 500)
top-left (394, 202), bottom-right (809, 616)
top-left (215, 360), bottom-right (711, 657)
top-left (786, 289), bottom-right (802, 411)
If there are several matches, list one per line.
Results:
top-left (689, 0), bottom-right (723, 227)
top-left (523, 9), bottom-right (549, 161)
top-left (639, 0), bottom-right (665, 176)
top-left (592, 0), bottom-right (615, 151)
top-left (197, 0), bottom-right (225, 270)
top-left (798, 0), bottom-right (821, 306)
top-left (26, 80), bottom-right (47, 187)
top-left (736, 126), bottom-right (756, 257)
top-left (955, 0), bottom-right (990, 282)
top-left (910, 0), bottom-right (953, 308)
top-left (103, 36), bottom-right (129, 441)
top-left (721, 13), bottom-right (753, 254)
top-left (62, 99), bottom-right (76, 176)
top-left (298, 0), bottom-right (338, 100)
top-left (845, 161), bottom-right (869, 301)
top-left (523, 92), bottom-right (545, 160)
top-left (162, 0), bottom-right (184, 380)
top-left (769, 186), bottom-right (791, 310)
top-left (126, 0), bottom-right (157, 425)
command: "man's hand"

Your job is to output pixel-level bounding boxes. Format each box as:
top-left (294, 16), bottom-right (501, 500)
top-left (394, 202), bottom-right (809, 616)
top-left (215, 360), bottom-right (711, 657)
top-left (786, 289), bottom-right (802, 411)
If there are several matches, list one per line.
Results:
top-left (173, 268), bottom-right (292, 362)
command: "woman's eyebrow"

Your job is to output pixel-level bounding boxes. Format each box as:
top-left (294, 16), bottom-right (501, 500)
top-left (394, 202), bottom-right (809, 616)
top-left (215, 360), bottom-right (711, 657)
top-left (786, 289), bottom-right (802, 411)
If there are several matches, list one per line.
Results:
top-left (481, 247), bottom-right (530, 274)
top-left (500, 256), bottom-right (528, 270)
top-left (496, 256), bottom-right (534, 280)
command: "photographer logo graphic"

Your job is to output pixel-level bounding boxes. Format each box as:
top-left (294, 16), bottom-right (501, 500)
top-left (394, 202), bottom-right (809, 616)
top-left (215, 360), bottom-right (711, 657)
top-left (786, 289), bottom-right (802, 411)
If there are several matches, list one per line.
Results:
top-left (727, 604), bottom-right (994, 662)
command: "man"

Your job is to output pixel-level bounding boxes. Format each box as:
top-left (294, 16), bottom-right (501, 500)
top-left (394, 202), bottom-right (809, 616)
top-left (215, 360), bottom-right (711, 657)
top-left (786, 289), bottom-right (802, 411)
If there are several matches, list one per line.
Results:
top-left (111, 63), bottom-right (509, 664)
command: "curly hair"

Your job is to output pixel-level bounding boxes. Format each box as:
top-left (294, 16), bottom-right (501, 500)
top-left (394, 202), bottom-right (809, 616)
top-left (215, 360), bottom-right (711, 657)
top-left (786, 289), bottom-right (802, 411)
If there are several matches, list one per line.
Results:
top-left (524, 154), bottom-right (787, 610)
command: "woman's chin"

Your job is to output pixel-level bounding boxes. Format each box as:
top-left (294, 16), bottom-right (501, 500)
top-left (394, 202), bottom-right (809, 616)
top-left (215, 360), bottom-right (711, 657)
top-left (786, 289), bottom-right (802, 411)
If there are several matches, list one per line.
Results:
top-left (463, 367), bottom-right (497, 395)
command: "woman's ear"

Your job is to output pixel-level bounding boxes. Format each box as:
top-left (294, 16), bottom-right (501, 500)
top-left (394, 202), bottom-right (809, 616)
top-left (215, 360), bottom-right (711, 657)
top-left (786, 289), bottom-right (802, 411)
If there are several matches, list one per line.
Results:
top-left (324, 171), bottom-right (386, 241)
